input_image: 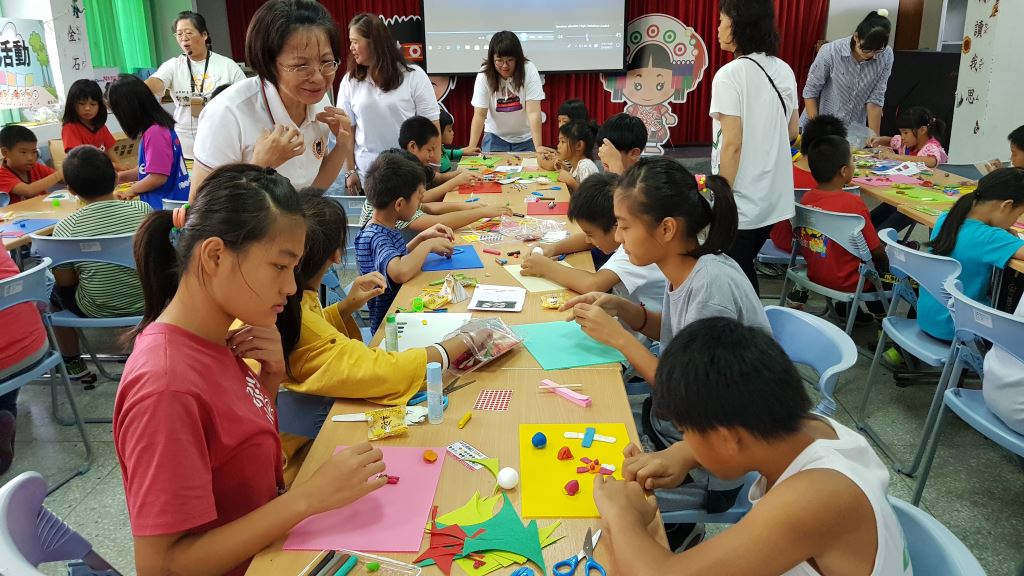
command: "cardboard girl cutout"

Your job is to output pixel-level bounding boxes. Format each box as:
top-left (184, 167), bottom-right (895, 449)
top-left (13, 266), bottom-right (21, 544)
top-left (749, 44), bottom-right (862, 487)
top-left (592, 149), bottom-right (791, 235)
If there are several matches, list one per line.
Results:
top-left (602, 14), bottom-right (708, 155)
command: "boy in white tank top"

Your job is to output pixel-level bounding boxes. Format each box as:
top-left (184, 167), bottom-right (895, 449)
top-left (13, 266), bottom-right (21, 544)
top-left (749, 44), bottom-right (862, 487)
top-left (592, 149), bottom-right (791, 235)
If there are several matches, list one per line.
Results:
top-left (593, 317), bottom-right (912, 575)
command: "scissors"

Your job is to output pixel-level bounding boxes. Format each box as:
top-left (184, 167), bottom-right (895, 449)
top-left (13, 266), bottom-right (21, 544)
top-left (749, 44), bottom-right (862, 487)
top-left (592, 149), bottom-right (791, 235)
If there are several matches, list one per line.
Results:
top-left (553, 528), bottom-right (604, 576)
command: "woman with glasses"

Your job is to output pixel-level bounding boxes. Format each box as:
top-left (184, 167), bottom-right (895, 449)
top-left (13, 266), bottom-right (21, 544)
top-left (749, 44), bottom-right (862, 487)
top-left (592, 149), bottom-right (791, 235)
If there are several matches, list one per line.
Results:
top-left (336, 13), bottom-right (439, 194)
top-left (145, 11), bottom-right (245, 160)
top-left (467, 31), bottom-right (547, 154)
top-left (190, 0), bottom-right (353, 196)
top-left (801, 10), bottom-right (893, 138)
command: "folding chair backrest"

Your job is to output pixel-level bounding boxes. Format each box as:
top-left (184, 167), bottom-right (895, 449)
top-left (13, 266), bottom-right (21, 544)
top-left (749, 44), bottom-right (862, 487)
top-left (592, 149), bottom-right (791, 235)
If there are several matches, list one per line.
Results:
top-left (29, 233), bottom-right (137, 270)
top-left (0, 472), bottom-right (92, 572)
top-left (879, 228), bottom-right (961, 307)
top-left (0, 192), bottom-right (8, 208)
top-left (162, 199), bottom-right (187, 211)
top-left (764, 305), bottom-right (857, 387)
top-left (0, 259), bottom-right (52, 312)
top-left (791, 204), bottom-right (872, 262)
top-left (888, 497), bottom-right (985, 575)
top-left (946, 278), bottom-right (1024, 366)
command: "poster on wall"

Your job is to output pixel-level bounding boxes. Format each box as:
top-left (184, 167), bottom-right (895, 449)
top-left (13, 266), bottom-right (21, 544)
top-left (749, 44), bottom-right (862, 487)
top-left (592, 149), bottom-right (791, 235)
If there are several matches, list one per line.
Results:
top-left (950, 0), bottom-right (999, 161)
top-left (602, 14), bottom-right (708, 155)
top-left (0, 18), bottom-right (59, 110)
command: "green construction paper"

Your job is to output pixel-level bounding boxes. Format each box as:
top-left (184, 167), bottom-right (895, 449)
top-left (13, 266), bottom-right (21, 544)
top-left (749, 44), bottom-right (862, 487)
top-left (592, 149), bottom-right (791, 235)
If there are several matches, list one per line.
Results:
top-left (467, 457), bottom-right (501, 492)
top-left (512, 321), bottom-right (626, 370)
top-left (461, 156), bottom-right (501, 168)
top-left (519, 171), bottom-right (559, 180)
top-left (436, 491), bottom-right (502, 526)
top-left (457, 494), bottom-right (546, 573)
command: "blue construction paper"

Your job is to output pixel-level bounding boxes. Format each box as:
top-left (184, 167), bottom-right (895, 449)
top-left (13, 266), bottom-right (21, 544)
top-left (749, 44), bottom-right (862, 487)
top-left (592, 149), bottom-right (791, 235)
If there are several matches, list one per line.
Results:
top-left (512, 321), bottom-right (626, 370)
top-left (422, 246), bottom-right (484, 272)
top-left (0, 219), bottom-right (59, 238)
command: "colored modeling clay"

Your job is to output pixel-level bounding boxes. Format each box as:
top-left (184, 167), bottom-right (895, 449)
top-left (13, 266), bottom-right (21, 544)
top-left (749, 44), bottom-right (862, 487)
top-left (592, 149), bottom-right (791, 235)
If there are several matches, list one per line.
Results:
top-left (423, 449), bottom-right (438, 463)
top-left (531, 432), bottom-right (547, 448)
top-left (557, 446), bottom-right (573, 460)
top-left (564, 480), bottom-right (580, 496)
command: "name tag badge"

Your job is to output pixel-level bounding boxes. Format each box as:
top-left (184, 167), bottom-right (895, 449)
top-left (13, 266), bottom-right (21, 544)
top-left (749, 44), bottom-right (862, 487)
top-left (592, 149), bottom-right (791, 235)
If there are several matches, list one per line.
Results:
top-left (312, 136), bottom-right (326, 160)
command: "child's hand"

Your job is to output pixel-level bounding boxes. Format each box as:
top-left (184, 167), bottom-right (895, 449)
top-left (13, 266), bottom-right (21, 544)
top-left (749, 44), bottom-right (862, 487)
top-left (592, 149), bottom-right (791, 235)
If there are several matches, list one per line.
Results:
top-left (226, 324), bottom-right (287, 384)
top-left (621, 444), bottom-right (690, 491)
top-left (519, 253), bottom-right (554, 277)
top-left (253, 125), bottom-right (304, 169)
top-left (346, 272), bottom-right (387, 308)
top-left (451, 171), bottom-right (479, 187)
top-left (598, 138), bottom-right (624, 174)
top-left (481, 205), bottom-right (513, 219)
top-left (559, 292), bottom-right (624, 317)
top-left (460, 146), bottom-right (480, 156)
top-left (879, 149), bottom-right (897, 160)
top-left (419, 223), bottom-right (455, 242)
top-left (557, 169), bottom-right (573, 184)
top-left (426, 237), bottom-right (454, 257)
top-left (541, 244), bottom-right (561, 258)
top-left (54, 166), bottom-right (65, 184)
top-left (315, 106), bottom-right (352, 140)
top-left (537, 150), bottom-right (559, 171)
top-left (114, 188), bottom-right (135, 201)
top-left (569, 300), bottom-right (631, 348)
top-left (593, 475), bottom-right (658, 527)
top-left (294, 442), bottom-right (387, 515)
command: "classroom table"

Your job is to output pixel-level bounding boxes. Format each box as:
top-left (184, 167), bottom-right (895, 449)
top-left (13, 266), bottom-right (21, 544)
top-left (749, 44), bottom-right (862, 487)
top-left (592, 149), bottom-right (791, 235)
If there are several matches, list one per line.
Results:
top-left (794, 156), bottom-right (974, 207)
top-left (245, 157), bottom-right (658, 575)
top-left (897, 203), bottom-right (1024, 274)
top-left (1, 192), bottom-right (80, 251)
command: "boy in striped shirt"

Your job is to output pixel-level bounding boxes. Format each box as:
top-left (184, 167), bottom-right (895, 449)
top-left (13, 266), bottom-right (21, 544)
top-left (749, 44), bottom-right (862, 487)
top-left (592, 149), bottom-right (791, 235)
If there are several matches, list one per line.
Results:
top-left (52, 146), bottom-right (151, 380)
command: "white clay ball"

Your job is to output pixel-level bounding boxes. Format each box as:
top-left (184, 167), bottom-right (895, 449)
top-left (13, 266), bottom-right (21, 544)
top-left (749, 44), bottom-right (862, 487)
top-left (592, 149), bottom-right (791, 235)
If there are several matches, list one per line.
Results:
top-left (497, 467), bottom-right (519, 490)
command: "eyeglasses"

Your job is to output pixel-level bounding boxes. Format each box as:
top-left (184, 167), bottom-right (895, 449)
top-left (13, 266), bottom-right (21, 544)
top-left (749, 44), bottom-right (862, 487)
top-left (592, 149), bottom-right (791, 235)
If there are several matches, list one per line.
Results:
top-left (174, 31), bottom-right (197, 40)
top-left (279, 60), bottom-right (341, 79)
top-left (493, 57), bottom-right (515, 67)
top-left (857, 43), bottom-right (882, 56)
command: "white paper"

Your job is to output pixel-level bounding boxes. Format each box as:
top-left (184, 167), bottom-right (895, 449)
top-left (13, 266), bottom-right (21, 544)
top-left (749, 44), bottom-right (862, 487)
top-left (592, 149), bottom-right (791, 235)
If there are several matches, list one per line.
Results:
top-left (503, 261), bottom-right (574, 292)
top-left (393, 313), bottom-right (472, 351)
top-left (467, 284), bottom-right (527, 312)
top-left (874, 161), bottom-right (923, 176)
top-left (494, 165), bottom-right (523, 174)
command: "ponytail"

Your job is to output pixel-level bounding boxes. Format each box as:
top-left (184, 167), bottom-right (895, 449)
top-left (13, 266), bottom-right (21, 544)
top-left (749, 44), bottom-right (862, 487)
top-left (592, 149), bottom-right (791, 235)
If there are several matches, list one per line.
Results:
top-left (616, 156), bottom-right (738, 258)
top-left (896, 106), bottom-right (945, 143)
top-left (855, 9), bottom-right (892, 51)
top-left (132, 210), bottom-right (179, 338)
top-left (928, 167), bottom-right (1024, 256)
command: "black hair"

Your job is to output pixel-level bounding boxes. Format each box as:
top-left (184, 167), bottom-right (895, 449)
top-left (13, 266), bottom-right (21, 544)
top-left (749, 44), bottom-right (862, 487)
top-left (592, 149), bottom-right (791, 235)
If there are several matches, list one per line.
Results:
top-left (62, 79), bottom-right (108, 129)
top-left (246, 0), bottom-right (341, 87)
top-left (62, 146), bottom-right (115, 199)
top-left (174, 10), bottom-right (212, 51)
top-left (132, 165), bottom-right (304, 338)
top-left (439, 108), bottom-right (454, 130)
top-left (0, 125), bottom-right (37, 149)
top-left (483, 31), bottom-right (528, 93)
top-left (209, 84), bottom-right (231, 100)
top-left (800, 114), bottom-right (847, 156)
top-left (895, 106), bottom-right (946, 143)
top-left (1008, 125), bottom-right (1024, 151)
top-left (107, 74), bottom-right (175, 139)
top-left (381, 147), bottom-right (435, 182)
top-left (557, 99), bottom-right (589, 123)
top-left (616, 156), bottom-right (737, 258)
top-left (854, 10), bottom-right (892, 52)
top-left (398, 115), bottom-right (440, 150)
top-left (596, 113), bottom-right (646, 154)
top-left (928, 168), bottom-right (1024, 256)
top-left (654, 317), bottom-right (811, 439)
top-left (559, 119), bottom-right (599, 161)
top-left (627, 43), bottom-right (672, 71)
top-left (807, 136), bottom-right (852, 185)
top-left (719, 0), bottom-right (780, 57)
top-left (568, 172), bottom-right (619, 233)
top-left (364, 151), bottom-right (427, 210)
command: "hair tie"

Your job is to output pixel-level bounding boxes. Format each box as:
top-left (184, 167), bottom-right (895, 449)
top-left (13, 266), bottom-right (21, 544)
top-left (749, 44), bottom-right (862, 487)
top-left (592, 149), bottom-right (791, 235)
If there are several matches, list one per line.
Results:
top-left (172, 204), bottom-right (189, 229)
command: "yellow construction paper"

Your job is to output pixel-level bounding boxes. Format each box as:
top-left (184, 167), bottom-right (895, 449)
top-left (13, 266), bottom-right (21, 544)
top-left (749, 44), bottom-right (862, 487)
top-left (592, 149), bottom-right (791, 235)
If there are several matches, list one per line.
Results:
top-left (519, 423), bottom-right (631, 518)
top-left (502, 262), bottom-right (574, 292)
top-left (436, 491), bottom-right (502, 526)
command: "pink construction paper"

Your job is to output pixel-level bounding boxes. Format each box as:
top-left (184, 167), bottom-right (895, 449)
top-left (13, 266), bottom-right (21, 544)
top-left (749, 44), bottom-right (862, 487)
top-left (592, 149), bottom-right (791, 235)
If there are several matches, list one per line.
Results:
top-left (283, 446), bottom-right (446, 552)
top-left (852, 175), bottom-right (924, 186)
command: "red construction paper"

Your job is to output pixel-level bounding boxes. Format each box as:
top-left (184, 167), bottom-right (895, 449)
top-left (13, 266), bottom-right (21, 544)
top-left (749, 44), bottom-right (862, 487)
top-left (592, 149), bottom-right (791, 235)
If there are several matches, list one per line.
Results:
top-left (526, 201), bottom-right (568, 216)
top-left (458, 182), bottom-right (502, 194)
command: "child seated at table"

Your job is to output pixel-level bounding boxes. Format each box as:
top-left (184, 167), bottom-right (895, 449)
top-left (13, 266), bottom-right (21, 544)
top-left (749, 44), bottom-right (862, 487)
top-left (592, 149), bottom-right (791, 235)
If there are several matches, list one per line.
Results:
top-left (520, 173), bottom-right (665, 312)
top-left (355, 153), bottom-right (456, 332)
top-left (869, 106), bottom-right (948, 169)
top-left (557, 98), bottom-right (589, 128)
top-left (593, 317), bottom-right (910, 575)
top-left (596, 113), bottom-right (646, 175)
top-left (50, 146), bottom-right (152, 381)
top-left (984, 125), bottom-right (1024, 171)
top-left (61, 79), bottom-right (127, 170)
top-left (543, 120), bottom-right (600, 193)
top-left (0, 125), bottom-right (63, 204)
top-left (917, 167), bottom-right (1024, 342)
top-left (771, 116), bottom-right (888, 313)
top-left (439, 108), bottom-right (479, 174)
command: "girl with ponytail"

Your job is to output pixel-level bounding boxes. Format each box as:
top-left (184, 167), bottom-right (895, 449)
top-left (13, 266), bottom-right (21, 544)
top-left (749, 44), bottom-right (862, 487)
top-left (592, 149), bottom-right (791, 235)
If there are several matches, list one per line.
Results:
top-left (115, 165), bottom-right (386, 576)
top-left (917, 167), bottom-right (1024, 341)
top-left (870, 105), bottom-right (949, 168)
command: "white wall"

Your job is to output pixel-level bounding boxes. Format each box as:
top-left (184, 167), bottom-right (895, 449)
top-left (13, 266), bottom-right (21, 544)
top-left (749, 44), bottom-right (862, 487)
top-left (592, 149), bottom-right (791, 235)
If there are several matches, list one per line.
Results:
top-left (825, 0), bottom-right (900, 41)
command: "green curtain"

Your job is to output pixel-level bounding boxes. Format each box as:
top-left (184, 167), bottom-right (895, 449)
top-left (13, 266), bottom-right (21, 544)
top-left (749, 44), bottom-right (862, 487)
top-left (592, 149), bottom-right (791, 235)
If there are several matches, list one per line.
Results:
top-left (0, 4), bottom-right (23, 124)
top-left (83, 0), bottom-right (157, 71)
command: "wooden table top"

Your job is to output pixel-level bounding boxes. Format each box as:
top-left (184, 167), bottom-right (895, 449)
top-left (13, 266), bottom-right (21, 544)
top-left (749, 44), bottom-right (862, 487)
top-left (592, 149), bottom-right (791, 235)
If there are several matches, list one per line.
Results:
top-left (1, 192), bottom-right (80, 250)
top-left (246, 157), bottom-right (654, 575)
top-left (897, 203), bottom-right (1024, 274)
top-left (794, 156), bottom-right (974, 207)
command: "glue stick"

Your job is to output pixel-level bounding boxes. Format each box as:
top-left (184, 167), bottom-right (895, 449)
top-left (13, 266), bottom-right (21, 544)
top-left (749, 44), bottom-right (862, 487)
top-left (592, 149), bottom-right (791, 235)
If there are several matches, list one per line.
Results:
top-left (426, 362), bottom-right (444, 425)
top-left (384, 313), bottom-right (398, 352)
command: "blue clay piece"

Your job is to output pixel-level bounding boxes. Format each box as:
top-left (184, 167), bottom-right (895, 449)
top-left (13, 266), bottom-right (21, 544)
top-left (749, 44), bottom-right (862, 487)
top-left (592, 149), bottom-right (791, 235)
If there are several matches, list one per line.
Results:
top-left (531, 432), bottom-right (547, 448)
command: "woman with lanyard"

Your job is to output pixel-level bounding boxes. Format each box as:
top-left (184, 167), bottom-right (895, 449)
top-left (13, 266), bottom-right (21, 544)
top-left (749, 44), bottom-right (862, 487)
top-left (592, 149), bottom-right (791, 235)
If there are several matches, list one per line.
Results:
top-left (801, 10), bottom-right (893, 138)
top-left (145, 11), bottom-right (246, 160)
top-left (190, 0), bottom-right (351, 199)
top-left (337, 13), bottom-right (439, 194)
top-left (711, 0), bottom-right (799, 295)
top-left (467, 31), bottom-right (548, 154)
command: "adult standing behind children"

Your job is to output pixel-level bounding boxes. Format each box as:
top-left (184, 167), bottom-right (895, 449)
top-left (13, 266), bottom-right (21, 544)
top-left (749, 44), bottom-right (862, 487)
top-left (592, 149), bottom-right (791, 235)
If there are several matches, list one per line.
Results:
top-left (711, 0), bottom-right (799, 295)
top-left (190, 0), bottom-right (352, 197)
top-left (467, 31), bottom-right (548, 154)
top-left (145, 11), bottom-right (245, 160)
top-left (337, 13), bottom-right (440, 194)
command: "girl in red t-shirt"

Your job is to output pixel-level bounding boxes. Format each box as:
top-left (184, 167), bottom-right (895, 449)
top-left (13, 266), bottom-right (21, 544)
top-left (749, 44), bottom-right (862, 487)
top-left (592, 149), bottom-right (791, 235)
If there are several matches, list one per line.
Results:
top-left (115, 164), bottom-right (385, 576)
top-left (61, 79), bottom-right (128, 171)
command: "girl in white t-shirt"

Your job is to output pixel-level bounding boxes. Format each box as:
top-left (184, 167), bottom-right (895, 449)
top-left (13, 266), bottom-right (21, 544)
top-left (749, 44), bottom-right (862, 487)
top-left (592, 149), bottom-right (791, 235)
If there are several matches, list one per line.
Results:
top-left (145, 11), bottom-right (245, 159)
top-left (337, 13), bottom-right (440, 193)
top-left (467, 31), bottom-right (548, 153)
top-left (711, 0), bottom-right (799, 296)
top-left (538, 119), bottom-right (600, 194)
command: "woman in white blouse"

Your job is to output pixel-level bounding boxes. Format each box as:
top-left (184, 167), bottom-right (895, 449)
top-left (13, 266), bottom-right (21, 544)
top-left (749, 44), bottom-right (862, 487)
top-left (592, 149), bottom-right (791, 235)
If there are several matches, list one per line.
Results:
top-left (467, 31), bottom-right (547, 153)
top-left (337, 13), bottom-right (439, 194)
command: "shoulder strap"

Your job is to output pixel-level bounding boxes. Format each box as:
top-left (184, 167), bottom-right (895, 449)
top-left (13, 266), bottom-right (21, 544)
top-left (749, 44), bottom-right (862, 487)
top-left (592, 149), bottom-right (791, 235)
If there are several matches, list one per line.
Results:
top-left (739, 56), bottom-right (787, 117)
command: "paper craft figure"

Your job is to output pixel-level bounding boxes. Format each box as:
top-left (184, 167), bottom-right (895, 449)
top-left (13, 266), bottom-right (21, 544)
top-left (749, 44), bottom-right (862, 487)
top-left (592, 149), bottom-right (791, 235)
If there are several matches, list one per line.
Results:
top-left (602, 14), bottom-right (709, 155)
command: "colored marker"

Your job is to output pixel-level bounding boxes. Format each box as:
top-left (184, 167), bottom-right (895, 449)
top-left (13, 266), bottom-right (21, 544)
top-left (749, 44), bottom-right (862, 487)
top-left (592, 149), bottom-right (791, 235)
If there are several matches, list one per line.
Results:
top-left (556, 254), bottom-right (567, 261)
top-left (465, 197), bottom-right (480, 202)
top-left (332, 555), bottom-right (359, 576)
top-left (483, 248), bottom-right (501, 255)
top-left (531, 191), bottom-right (544, 197)
top-left (458, 411), bottom-right (473, 429)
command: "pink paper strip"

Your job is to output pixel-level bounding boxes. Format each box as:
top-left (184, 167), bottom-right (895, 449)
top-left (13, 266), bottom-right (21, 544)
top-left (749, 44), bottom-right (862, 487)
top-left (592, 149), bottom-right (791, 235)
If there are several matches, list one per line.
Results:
top-left (283, 446), bottom-right (445, 552)
top-left (852, 175), bottom-right (924, 186)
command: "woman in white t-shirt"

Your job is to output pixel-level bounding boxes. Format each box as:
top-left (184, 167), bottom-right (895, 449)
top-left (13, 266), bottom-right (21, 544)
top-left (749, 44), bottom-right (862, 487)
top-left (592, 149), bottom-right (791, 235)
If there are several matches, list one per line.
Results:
top-left (337, 13), bottom-right (440, 194)
top-left (711, 0), bottom-right (799, 295)
top-left (190, 0), bottom-right (352, 198)
top-left (467, 31), bottom-right (548, 153)
top-left (144, 11), bottom-right (246, 159)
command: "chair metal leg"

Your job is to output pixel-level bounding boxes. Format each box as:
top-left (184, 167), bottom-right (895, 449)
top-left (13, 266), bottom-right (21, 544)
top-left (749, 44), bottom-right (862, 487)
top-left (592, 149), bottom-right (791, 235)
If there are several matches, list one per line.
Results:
top-left (856, 331), bottom-right (908, 465)
top-left (76, 328), bottom-right (123, 381)
top-left (46, 360), bottom-right (94, 494)
top-left (912, 401), bottom-right (949, 506)
top-left (898, 351), bottom-right (958, 476)
top-left (50, 367), bottom-right (75, 427)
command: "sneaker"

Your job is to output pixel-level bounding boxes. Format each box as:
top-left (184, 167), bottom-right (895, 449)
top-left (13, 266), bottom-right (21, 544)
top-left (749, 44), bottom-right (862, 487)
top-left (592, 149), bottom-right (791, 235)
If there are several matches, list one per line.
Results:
top-left (0, 410), bottom-right (15, 475)
top-left (666, 522), bottom-right (706, 552)
top-left (754, 262), bottom-right (784, 278)
top-left (63, 357), bottom-right (97, 385)
top-left (786, 288), bottom-right (809, 310)
top-left (882, 346), bottom-right (905, 369)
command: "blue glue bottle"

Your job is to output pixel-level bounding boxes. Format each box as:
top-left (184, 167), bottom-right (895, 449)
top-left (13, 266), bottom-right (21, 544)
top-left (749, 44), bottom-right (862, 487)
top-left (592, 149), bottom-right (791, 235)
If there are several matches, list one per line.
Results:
top-left (426, 362), bottom-right (443, 425)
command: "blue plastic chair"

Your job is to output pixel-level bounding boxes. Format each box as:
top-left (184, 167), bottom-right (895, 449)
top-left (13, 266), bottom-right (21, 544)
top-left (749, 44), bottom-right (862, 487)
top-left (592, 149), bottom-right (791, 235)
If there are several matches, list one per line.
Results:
top-left (29, 233), bottom-right (141, 384)
top-left (0, 260), bottom-right (92, 493)
top-left (764, 306), bottom-right (857, 416)
top-left (778, 204), bottom-right (891, 334)
top-left (888, 497), bottom-right (985, 574)
top-left (161, 199), bottom-right (187, 210)
top-left (856, 228), bottom-right (962, 476)
top-left (0, 192), bottom-right (9, 208)
top-left (912, 279), bottom-right (1024, 505)
top-left (756, 239), bottom-right (804, 266)
top-left (0, 472), bottom-right (122, 575)
top-left (660, 471), bottom-right (760, 525)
